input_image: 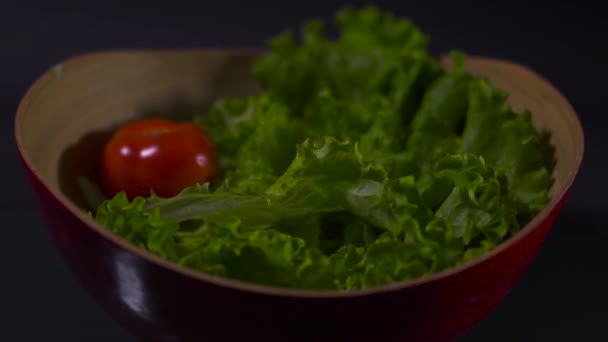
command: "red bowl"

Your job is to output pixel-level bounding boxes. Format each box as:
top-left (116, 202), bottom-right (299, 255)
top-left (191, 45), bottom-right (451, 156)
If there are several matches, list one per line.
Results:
top-left (14, 49), bottom-right (584, 342)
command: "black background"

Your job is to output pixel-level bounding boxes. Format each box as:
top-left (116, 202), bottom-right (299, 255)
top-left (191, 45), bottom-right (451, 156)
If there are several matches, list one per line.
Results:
top-left (2, 0), bottom-right (606, 341)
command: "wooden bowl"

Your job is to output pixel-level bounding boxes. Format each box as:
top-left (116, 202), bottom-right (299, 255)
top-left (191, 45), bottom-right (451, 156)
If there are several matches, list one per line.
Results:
top-left (14, 49), bottom-right (584, 342)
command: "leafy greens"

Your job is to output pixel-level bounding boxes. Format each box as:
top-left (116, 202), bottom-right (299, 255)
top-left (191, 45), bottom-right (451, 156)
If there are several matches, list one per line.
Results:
top-left (93, 6), bottom-right (554, 290)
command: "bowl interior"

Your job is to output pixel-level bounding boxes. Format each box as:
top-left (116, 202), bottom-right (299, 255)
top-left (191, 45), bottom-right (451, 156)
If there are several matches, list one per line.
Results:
top-left (17, 50), bottom-right (264, 210)
top-left (15, 49), bottom-right (584, 289)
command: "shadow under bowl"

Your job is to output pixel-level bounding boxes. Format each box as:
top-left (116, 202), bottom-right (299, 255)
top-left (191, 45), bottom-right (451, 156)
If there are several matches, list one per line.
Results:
top-left (14, 49), bottom-right (584, 342)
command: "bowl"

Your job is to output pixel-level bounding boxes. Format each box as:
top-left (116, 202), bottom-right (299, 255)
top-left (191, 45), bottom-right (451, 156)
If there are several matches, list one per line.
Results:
top-left (14, 49), bottom-right (584, 342)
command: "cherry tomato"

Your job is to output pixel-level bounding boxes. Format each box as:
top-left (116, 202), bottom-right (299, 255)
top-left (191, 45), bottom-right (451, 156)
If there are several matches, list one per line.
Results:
top-left (100, 118), bottom-right (218, 200)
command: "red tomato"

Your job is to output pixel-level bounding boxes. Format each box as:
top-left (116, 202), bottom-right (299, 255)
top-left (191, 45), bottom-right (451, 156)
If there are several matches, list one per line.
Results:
top-left (100, 118), bottom-right (218, 200)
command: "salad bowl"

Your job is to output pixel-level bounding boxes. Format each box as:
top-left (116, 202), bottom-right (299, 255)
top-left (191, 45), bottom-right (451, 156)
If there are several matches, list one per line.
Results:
top-left (15, 49), bottom-right (583, 342)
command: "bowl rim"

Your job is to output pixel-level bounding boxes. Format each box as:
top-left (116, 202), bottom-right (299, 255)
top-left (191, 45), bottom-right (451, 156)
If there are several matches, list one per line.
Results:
top-left (14, 48), bottom-right (585, 298)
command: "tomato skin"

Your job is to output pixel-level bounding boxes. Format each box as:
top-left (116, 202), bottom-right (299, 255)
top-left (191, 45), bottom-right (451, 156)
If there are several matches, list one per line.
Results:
top-left (101, 118), bottom-right (218, 200)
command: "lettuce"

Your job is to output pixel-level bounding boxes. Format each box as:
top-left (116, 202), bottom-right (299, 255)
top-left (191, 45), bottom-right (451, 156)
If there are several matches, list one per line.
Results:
top-left (93, 6), bottom-right (554, 290)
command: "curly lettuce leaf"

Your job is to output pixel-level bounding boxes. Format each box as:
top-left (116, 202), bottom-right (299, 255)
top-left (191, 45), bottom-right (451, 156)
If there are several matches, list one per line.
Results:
top-left (196, 95), bottom-right (308, 194)
top-left (253, 6), bottom-right (440, 158)
top-left (404, 52), bottom-right (470, 166)
top-left (95, 189), bottom-right (362, 290)
top-left (93, 5), bottom-right (555, 291)
top-left (459, 79), bottom-right (555, 216)
top-left (94, 150), bottom-right (520, 289)
top-left (142, 138), bottom-right (408, 233)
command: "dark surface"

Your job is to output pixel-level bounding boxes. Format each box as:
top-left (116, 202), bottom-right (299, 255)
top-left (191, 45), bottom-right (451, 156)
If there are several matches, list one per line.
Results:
top-left (2, 0), bottom-right (605, 341)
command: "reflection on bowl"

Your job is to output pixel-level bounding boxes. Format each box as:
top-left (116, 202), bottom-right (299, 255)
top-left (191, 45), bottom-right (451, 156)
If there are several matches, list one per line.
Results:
top-left (15, 49), bottom-right (584, 342)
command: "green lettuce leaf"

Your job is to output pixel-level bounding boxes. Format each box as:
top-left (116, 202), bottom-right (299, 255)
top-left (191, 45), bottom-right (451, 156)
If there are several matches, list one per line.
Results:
top-left (195, 95), bottom-right (307, 194)
top-left (93, 5), bottom-right (555, 291)
top-left (459, 79), bottom-right (555, 217)
top-left (253, 6), bottom-right (440, 158)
